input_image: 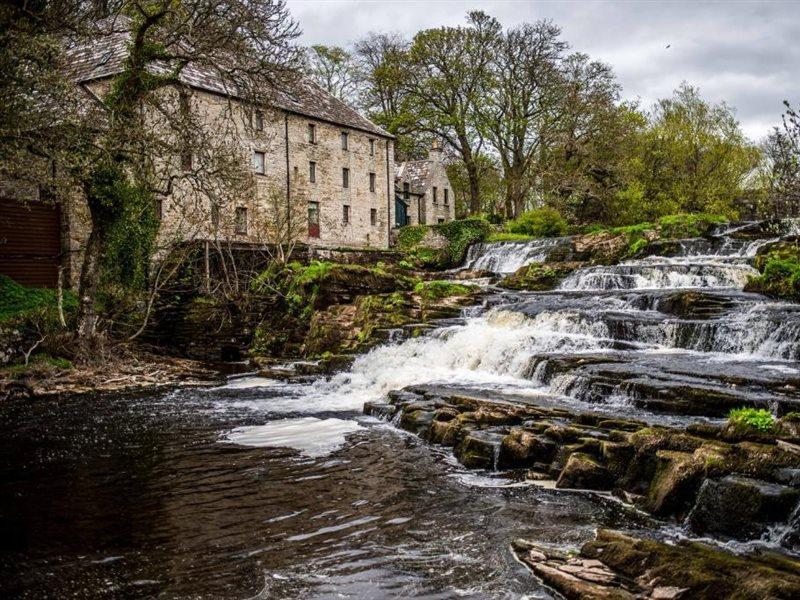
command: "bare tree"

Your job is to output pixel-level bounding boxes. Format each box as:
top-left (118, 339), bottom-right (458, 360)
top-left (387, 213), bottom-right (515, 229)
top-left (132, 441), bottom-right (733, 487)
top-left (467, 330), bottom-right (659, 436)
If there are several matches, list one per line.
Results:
top-left (303, 44), bottom-right (360, 104)
top-left (48, 1), bottom-right (302, 345)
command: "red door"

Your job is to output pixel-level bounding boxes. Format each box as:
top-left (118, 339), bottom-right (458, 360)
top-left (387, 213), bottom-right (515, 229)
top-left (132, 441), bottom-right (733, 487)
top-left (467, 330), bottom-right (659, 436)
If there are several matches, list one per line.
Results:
top-left (308, 201), bottom-right (320, 238)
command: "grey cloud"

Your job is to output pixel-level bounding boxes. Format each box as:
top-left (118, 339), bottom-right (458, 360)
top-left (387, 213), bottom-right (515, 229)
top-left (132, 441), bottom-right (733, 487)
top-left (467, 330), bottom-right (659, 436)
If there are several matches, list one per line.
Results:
top-left (287, 0), bottom-right (800, 140)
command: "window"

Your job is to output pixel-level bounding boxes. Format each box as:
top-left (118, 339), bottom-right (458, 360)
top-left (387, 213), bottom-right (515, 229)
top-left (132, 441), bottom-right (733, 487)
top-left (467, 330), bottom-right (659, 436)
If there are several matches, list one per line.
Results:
top-left (403, 182), bottom-right (410, 199)
top-left (211, 203), bottom-right (219, 229)
top-left (309, 161), bottom-right (316, 183)
top-left (156, 199), bottom-right (163, 221)
top-left (369, 139), bottom-right (375, 156)
top-left (342, 167), bottom-right (349, 188)
top-left (432, 186), bottom-right (438, 203)
top-left (370, 208), bottom-right (377, 226)
top-left (253, 151), bottom-right (265, 174)
top-left (342, 204), bottom-right (350, 224)
top-left (254, 110), bottom-right (264, 132)
top-left (179, 90), bottom-right (190, 115)
top-left (341, 131), bottom-right (349, 150)
top-left (444, 188), bottom-right (449, 205)
top-left (308, 123), bottom-right (316, 143)
top-left (308, 201), bottom-right (320, 238)
top-left (180, 150), bottom-right (192, 171)
top-left (438, 218), bottom-right (445, 224)
top-left (235, 207), bottom-right (247, 234)
top-left (369, 172), bottom-right (376, 192)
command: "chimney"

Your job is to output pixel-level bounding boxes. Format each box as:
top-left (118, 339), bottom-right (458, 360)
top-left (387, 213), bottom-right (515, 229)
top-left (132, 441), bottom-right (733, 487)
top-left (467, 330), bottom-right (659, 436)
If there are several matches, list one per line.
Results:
top-left (428, 139), bottom-right (443, 163)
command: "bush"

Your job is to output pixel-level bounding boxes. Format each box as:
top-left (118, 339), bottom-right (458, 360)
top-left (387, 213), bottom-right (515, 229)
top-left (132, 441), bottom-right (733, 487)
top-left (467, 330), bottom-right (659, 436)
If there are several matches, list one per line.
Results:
top-left (746, 247), bottom-right (800, 302)
top-left (506, 207), bottom-right (568, 238)
top-left (728, 407), bottom-right (775, 432)
top-left (398, 218), bottom-right (490, 269)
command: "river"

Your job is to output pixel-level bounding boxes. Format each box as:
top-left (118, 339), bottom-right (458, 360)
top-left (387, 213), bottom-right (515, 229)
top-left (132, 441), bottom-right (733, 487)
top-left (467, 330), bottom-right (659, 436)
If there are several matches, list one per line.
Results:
top-left (1, 222), bottom-right (799, 598)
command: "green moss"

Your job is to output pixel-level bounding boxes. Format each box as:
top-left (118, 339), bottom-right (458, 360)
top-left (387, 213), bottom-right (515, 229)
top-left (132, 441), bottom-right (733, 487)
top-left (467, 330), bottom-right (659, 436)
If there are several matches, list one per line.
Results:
top-left (0, 275), bottom-right (76, 323)
top-left (656, 213), bottom-right (727, 238)
top-left (399, 218), bottom-right (491, 269)
top-left (486, 232), bottom-right (536, 242)
top-left (499, 263), bottom-right (581, 291)
top-left (728, 407), bottom-right (775, 432)
top-left (506, 207), bottom-right (568, 238)
top-left (413, 280), bottom-right (473, 301)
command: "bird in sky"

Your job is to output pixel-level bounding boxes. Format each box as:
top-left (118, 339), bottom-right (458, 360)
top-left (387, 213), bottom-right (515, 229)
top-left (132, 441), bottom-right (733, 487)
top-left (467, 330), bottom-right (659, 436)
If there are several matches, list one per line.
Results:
top-left (666, 44), bottom-right (671, 49)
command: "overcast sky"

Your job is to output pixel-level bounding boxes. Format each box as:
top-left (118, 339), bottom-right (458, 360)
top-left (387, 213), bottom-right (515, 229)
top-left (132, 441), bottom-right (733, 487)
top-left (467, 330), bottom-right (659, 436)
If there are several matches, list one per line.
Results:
top-left (286, 0), bottom-right (800, 141)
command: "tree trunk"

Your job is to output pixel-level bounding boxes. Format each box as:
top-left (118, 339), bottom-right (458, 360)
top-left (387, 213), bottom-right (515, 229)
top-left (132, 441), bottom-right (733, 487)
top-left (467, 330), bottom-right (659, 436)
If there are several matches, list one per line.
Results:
top-left (467, 160), bottom-right (481, 215)
top-left (75, 224), bottom-right (105, 340)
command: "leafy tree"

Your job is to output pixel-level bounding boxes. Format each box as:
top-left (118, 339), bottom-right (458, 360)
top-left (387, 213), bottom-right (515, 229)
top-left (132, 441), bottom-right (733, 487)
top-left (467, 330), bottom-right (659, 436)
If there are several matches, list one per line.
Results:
top-left (353, 32), bottom-right (424, 160)
top-left (478, 19), bottom-right (566, 219)
top-left (304, 44), bottom-right (360, 104)
top-left (539, 56), bottom-right (639, 226)
top-left (620, 83), bottom-right (759, 220)
top-left (405, 11), bottom-right (500, 214)
top-left (445, 155), bottom-right (504, 218)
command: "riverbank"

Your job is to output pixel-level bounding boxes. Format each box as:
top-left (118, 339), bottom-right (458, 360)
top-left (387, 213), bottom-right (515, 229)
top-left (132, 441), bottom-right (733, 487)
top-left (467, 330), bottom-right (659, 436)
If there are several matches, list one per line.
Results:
top-left (0, 348), bottom-right (222, 400)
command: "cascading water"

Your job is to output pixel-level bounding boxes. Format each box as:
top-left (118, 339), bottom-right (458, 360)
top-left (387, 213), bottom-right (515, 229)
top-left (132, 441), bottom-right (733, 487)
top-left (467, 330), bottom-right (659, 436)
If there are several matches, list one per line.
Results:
top-left (463, 237), bottom-right (569, 273)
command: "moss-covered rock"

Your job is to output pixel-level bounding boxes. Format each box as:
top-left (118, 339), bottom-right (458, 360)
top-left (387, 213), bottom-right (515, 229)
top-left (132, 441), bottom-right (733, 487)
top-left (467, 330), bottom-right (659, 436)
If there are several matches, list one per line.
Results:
top-left (688, 475), bottom-right (800, 540)
top-left (396, 218), bottom-right (491, 269)
top-left (499, 262), bottom-right (584, 291)
top-left (556, 452), bottom-right (614, 490)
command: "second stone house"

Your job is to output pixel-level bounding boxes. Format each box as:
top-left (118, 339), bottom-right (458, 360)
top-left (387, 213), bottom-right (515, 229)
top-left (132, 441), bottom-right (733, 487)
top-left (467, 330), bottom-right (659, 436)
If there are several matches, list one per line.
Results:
top-left (394, 141), bottom-right (455, 227)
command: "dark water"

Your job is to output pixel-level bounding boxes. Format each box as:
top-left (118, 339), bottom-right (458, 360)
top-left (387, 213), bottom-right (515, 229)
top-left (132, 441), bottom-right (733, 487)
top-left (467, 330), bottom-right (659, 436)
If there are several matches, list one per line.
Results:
top-left (0, 387), bottom-right (648, 599)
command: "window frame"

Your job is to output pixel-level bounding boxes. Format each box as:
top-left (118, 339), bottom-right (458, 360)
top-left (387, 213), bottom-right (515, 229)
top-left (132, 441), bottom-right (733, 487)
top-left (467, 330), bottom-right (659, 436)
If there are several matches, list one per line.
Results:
top-left (342, 167), bottom-right (350, 189)
top-left (341, 131), bottom-right (349, 150)
top-left (369, 172), bottom-right (376, 192)
top-left (308, 123), bottom-right (316, 143)
top-left (235, 206), bottom-right (248, 234)
top-left (252, 150), bottom-right (266, 175)
top-left (444, 188), bottom-right (449, 205)
top-left (369, 138), bottom-right (375, 156)
top-left (342, 204), bottom-right (350, 224)
top-left (254, 110), bottom-right (264, 132)
top-left (309, 161), bottom-right (316, 183)
top-left (432, 186), bottom-right (438, 203)
top-left (370, 208), bottom-right (377, 226)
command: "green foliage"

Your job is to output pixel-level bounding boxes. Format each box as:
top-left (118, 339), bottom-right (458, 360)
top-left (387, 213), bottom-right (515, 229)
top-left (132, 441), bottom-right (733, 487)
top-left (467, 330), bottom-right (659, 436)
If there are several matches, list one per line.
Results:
top-left (506, 207), bottom-right (569, 238)
top-left (486, 232), bottom-right (536, 242)
top-left (747, 256), bottom-right (800, 302)
top-left (398, 218), bottom-right (490, 269)
top-left (0, 275), bottom-right (76, 323)
top-left (395, 225), bottom-right (428, 251)
top-left (656, 213), bottom-right (727, 238)
top-left (413, 280), bottom-right (473, 301)
top-left (728, 407), bottom-right (775, 432)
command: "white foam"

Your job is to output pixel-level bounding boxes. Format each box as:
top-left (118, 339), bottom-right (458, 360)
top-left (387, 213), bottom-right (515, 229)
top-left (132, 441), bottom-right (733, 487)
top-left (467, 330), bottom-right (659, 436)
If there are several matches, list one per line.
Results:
top-left (222, 417), bottom-right (363, 457)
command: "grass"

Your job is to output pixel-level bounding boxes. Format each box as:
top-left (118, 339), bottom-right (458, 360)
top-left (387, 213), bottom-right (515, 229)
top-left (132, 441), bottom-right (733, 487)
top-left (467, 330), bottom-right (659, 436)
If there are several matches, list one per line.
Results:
top-left (728, 407), bottom-right (775, 432)
top-left (0, 275), bottom-right (75, 323)
top-left (1, 353), bottom-right (73, 378)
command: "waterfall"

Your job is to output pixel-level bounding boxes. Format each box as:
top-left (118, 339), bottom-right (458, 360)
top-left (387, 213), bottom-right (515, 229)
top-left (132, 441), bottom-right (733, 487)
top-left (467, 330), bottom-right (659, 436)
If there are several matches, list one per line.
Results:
top-left (464, 238), bottom-right (569, 273)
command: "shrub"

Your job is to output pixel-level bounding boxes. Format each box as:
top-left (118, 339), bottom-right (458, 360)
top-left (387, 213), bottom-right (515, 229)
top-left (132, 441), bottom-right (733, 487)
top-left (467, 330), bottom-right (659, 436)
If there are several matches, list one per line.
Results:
top-left (746, 255), bottom-right (800, 302)
top-left (506, 207), bottom-right (568, 238)
top-left (398, 218), bottom-right (490, 269)
top-left (728, 407), bottom-right (775, 432)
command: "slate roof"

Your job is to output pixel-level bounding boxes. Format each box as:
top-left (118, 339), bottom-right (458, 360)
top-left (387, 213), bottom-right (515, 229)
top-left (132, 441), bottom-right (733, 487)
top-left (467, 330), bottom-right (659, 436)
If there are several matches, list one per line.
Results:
top-left (64, 20), bottom-right (391, 138)
top-left (396, 160), bottom-right (432, 194)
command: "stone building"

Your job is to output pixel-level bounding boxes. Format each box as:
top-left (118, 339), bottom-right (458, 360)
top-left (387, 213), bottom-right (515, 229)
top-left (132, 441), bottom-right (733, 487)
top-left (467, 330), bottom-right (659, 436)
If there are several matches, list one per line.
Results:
top-left (394, 141), bottom-right (455, 227)
top-left (1, 26), bottom-right (396, 289)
